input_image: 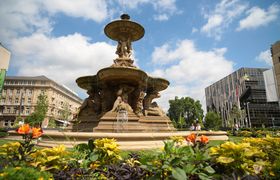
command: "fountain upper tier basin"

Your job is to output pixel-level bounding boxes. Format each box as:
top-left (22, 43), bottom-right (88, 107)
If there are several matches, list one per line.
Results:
top-left (76, 67), bottom-right (169, 92)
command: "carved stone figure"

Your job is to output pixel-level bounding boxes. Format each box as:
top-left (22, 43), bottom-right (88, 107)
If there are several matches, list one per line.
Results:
top-left (143, 91), bottom-right (160, 110)
top-left (111, 85), bottom-right (134, 112)
top-left (135, 90), bottom-right (145, 116)
top-left (116, 37), bottom-right (132, 59)
top-left (78, 89), bottom-right (101, 116)
top-left (145, 102), bottom-right (165, 117)
top-left (143, 91), bottom-right (165, 116)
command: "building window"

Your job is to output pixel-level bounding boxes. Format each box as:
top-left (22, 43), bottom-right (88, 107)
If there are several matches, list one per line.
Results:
top-left (8, 98), bottom-right (12, 104)
top-left (15, 98), bottom-right (19, 103)
top-left (16, 89), bottom-right (20, 95)
top-left (10, 120), bottom-right (15, 126)
top-left (8, 89), bottom-right (12, 96)
top-left (4, 120), bottom-right (9, 126)
top-left (28, 98), bottom-right (31, 104)
top-left (6, 107), bottom-right (10, 113)
top-left (28, 90), bottom-right (33, 96)
top-left (26, 108), bottom-right (30, 115)
top-left (21, 98), bottom-right (25, 104)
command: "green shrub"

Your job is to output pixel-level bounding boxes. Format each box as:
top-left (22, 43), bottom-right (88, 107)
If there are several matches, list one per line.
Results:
top-left (238, 130), bottom-right (252, 137)
top-left (210, 137), bottom-right (280, 179)
top-left (0, 167), bottom-right (52, 180)
top-left (143, 139), bottom-right (215, 179)
top-left (0, 132), bottom-right (8, 138)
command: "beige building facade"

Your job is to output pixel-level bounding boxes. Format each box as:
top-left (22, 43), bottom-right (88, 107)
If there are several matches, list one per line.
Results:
top-left (271, 41), bottom-right (280, 103)
top-left (0, 76), bottom-right (82, 127)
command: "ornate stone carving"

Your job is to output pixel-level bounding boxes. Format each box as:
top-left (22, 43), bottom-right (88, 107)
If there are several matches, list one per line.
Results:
top-left (111, 85), bottom-right (134, 112)
top-left (135, 90), bottom-right (145, 116)
top-left (143, 91), bottom-right (165, 116)
top-left (145, 102), bottom-right (165, 117)
top-left (78, 89), bottom-right (101, 116)
top-left (116, 37), bottom-right (132, 59)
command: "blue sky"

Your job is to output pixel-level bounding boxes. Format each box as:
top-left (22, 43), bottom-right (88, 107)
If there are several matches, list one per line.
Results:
top-left (1, 0), bottom-right (279, 111)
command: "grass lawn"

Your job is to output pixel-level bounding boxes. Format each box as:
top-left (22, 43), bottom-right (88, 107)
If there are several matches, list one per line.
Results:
top-left (207, 135), bottom-right (244, 147)
top-left (0, 138), bottom-right (18, 146)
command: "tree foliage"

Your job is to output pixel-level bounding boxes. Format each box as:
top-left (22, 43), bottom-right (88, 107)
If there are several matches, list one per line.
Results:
top-left (60, 102), bottom-right (71, 120)
top-left (168, 96), bottom-right (204, 127)
top-left (25, 93), bottom-right (48, 126)
top-left (204, 111), bottom-right (222, 130)
top-left (228, 105), bottom-right (246, 127)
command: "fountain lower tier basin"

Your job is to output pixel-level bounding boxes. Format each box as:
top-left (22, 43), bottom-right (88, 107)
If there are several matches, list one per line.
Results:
top-left (71, 111), bottom-right (176, 132)
top-left (7, 131), bottom-right (228, 150)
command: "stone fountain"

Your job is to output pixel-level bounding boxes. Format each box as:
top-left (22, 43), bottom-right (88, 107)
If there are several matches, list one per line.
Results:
top-left (72, 14), bottom-right (175, 132)
top-left (5, 14), bottom-right (227, 150)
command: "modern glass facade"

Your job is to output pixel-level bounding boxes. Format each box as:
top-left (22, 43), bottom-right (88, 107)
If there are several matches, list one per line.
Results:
top-left (205, 68), bottom-right (280, 128)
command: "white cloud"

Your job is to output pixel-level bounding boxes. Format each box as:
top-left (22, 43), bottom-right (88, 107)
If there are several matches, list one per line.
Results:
top-left (201, 0), bottom-right (248, 40)
top-left (256, 49), bottom-right (272, 66)
top-left (150, 39), bottom-right (234, 111)
top-left (237, 4), bottom-right (280, 31)
top-left (0, 0), bottom-right (109, 43)
top-left (116, 0), bottom-right (178, 21)
top-left (191, 28), bottom-right (198, 33)
top-left (43, 0), bottom-right (108, 22)
top-left (201, 15), bottom-right (223, 33)
top-left (154, 14), bottom-right (169, 21)
top-left (0, 0), bottom-right (52, 41)
top-left (10, 33), bottom-right (116, 96)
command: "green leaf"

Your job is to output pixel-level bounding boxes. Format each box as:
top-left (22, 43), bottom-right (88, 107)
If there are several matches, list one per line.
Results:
top-left (198, 172), bottom-right (211, 180)
top-left (88, 139), bottom-right (95, 151)
top-left (172, 167), bottom-right (187, 180)
top-left (184, 164), bottom-right (196, 174)
top-left (171, 157), bottom-right (181, 165)
top-left (204, 166), bottom-right (215, 174)
top-left (74, 143), bottom-right (89, 152)
top-left (217, 156), bottom-right (234, 164)
top-left (89, 154), bottom-right (98, 161)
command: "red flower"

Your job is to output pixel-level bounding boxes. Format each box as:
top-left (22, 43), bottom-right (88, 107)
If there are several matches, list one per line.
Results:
top-left (200, 135), bottom-right (209, 144)
top-left (186, 133), bottom-right (196, 143)
top-left (17, 124), bottom-right (30, 134)
top-left (32, 127), bottom-right (43, 138)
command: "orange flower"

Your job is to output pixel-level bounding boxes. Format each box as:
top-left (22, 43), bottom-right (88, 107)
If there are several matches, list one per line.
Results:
top-left (186, 133), bottom-right (196, 143)
top-left (17, 124), bottom-right (30, 134)
top-left (200, 135), bottom-right (209, 144)
top-left (32, 127), bottom-right (43, 138)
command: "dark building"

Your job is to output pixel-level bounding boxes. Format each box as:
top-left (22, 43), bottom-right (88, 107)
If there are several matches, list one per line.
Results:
top-left (205, 67), bottom-right (280, 128)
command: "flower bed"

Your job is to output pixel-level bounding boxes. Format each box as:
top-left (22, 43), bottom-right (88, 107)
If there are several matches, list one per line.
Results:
top-left (0, 124), bottom-right (280, 179)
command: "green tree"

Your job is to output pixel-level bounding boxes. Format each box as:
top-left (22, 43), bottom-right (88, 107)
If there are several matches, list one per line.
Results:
top-left (204, 111), bottom-right (222, 130)
top-left (168, 96), bottom-right (203, 127)
top-left (25, 93), bottom-right (48, 126)
top-left (60, 102), bottom-right (71, 120)
top-left (228, 105), bottom-right (246, 126)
